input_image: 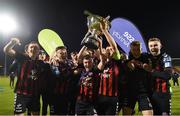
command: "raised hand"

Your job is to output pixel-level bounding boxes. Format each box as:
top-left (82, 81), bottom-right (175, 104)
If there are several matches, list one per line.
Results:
top-left (100, 19), bottom-right (109, 33)
top-left (11, 38), bottom-right (21, 46)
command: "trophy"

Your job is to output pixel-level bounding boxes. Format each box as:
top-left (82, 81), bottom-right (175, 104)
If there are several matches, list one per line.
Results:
top-left (81, 10), bottom-right (111, 49)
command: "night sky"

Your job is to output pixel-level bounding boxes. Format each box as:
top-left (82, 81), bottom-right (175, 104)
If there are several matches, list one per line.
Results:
top-left (0, 0), bottom-right (180, 68)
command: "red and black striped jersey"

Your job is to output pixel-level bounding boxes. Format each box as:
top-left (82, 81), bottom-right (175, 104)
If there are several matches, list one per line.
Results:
top-left (148, 53), bottom-right (172, 93)
top-left (99, 59), bottom-right (121, 97)
top-left (14, 52), bottom-right (49, 95)
top-left (77, 68), bottom-right (100, 102)
top-left (52, 59), bottom-right (74, 95)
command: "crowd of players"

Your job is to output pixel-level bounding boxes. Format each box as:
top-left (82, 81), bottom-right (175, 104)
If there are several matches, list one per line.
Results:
top-left (4, 21), bottom-right (173, 115)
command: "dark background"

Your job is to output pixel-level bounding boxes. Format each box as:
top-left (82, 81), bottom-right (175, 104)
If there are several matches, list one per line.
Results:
top-left (0, 0), bottom-right (180, 70)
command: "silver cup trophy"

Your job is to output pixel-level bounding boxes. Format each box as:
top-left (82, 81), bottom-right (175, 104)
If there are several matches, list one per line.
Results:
top-left (81, 11), bottom-right (111, 49)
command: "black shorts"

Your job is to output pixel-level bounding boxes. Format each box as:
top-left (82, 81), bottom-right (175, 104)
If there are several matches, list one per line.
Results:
top-left (138, 95), bottom-right (153, 111)
top-left (96, 95), bottom-right (118, 115)
top-left (75, 100), bottom-right (96, 115)
top-left (152, 92), bottom-right (171, 115)
top-left (127, 94), bottom-right (153, 111)
top-left (14, 93), bottom-right (40, 114)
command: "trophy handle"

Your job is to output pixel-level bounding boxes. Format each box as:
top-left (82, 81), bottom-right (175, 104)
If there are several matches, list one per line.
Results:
top-left (81, 31), bottom-right (91, 45)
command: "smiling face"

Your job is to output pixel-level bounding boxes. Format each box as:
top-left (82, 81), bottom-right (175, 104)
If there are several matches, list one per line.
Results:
top-left (83, 55), bottom-right (93, 71)
top-left (148, 39), bottom-right (162, 56)
top-left (27, 42), bottom-right (40, 59)
top-left (104, 46), bottom-right (114, 59)
top-left (83, 58), bottom-right (93, 69)
top-left (56, 48), bottom-right (67, 60)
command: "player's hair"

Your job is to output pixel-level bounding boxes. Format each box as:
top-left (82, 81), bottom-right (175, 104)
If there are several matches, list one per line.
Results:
top-left (26, 41), bottom-right (40, 50)
top-left (55, 46), bottom-right (67, 51)
top-left (130, 41), bottom-right (141, 47)
top-left (148, 37), bottom-right (161, 43)
top-left (82, 54), bottom-right (92, 60)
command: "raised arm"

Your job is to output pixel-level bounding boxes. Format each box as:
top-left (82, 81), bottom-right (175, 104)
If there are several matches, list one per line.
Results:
top-left (100, 20), bottom-right (119, 53)
top-left (97, 38), bottom-right (106, 70)
top-left (77, 46), bottom-right (87, 62)
top-left (4, 38), bottom-right (21, 57)
top-left (100, 20), bottom-right (121, 60)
